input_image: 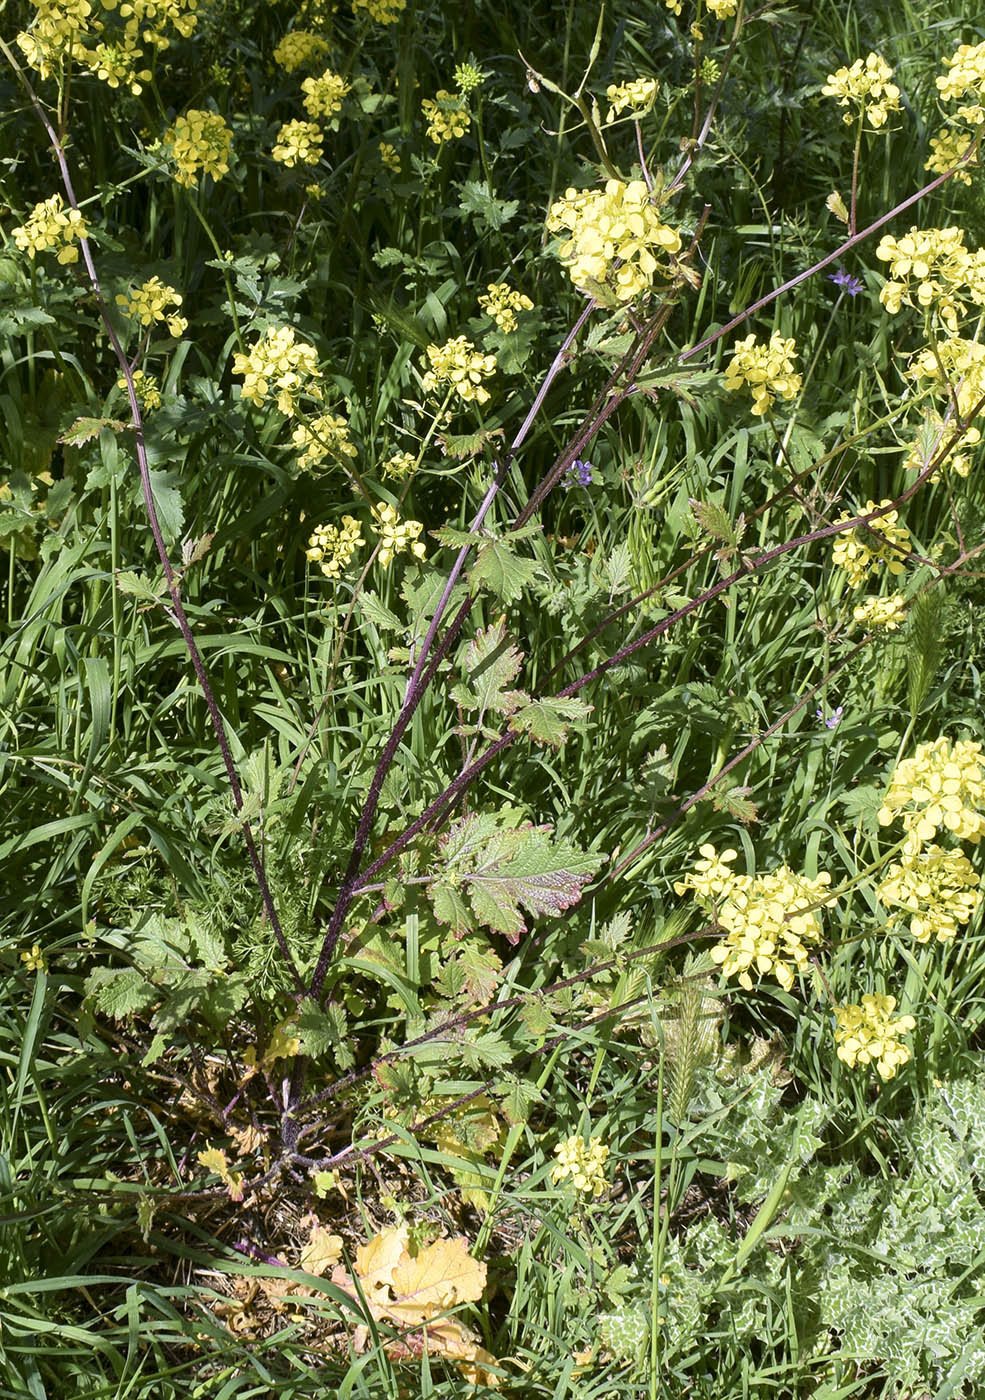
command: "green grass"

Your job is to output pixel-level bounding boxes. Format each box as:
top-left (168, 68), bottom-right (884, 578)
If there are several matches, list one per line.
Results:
top-left (3, 0), bottom-right (985, 1394)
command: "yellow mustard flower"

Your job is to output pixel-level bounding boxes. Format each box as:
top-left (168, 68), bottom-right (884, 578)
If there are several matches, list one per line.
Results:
top-left (831, 500), bottom-right (910, 587)
top-left (232, 326), bottom-right (323, 416)
top-left (878, 737), bottom-right (985, 847)
top-left (12, 194), bottom-right (88, 265)
top-left (116, 277), bottom-right (187, 336)
top-left (877, 843), bottom-right (981, 943)
top-left (273, 31), bottom-right (330, 72)
top-left (551, 1134), bottom-right (610, 1197)
top-left (291, 412), bottom-right (357, 470)
top-left (421, 336), bottom-right (497, 405)
top-left (477, 281), bottom-right (534, 333)
top-left (166, 110), bottom-right (233, 187)
top-left (547, 179), bottom-right (682, 303)
top-left (301, 68), bottom-right (350, 119)
top-left (723, 332), bottom-right (802, 415)
top-left (421, 90), bottom-right (470, 145)
top-left (272, 119), bottom-right (324, 168)
top-left (834, 994), bottom-right (915, 1079)
top-left (371, 502), bottom-right (425, 568)
top-left (822, 52), bottom-right (901, 130)
top-left (306, 516), bottom-right (364, 579)
top-left (852, 594), bottom-right (906, 630)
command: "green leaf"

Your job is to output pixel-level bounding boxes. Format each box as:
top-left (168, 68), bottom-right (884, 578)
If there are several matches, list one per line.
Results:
top-left (85, 966), bottom-right (156, 1020)
top-left (357, 590), bottom-right (403, 632)
top-left (296, 999), bottom-right (353, 1067)
top-left (450, 618), bottom-right (527, 719)
top-left (115, 570), bottom-right (168, 604)
top-left (711, 784), bottom-right (759, 824)
top-left (145, 469), bottom-right (184, 541)
top-left (690, 498), bottom-right (735, 544)
top-left (509, 695), bottom-right (592, 748)
top-left (433, 524), bottom-right (543, 603)
top-left (427, 809), bottom-right (602, 943)
top-left (59, 416), bottom-right (127, 447)
top-left (498, 1075), bottom-right (541, 1124)
top-left (460, 1031), bottom-right (512, 1071)
top-left (455, 939), bottom-right (503, 1002)
top-left (458, 180), bottom-right (519, 231)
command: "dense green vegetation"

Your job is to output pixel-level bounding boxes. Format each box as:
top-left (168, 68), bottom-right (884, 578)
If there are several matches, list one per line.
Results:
top-left (3, 0), bottom-right (985, 1394)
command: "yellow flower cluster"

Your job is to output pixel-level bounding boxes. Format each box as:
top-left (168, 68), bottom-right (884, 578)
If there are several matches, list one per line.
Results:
top-left (834, 994), bottom-right (915, 1079)
top-left (371, 502), bottom-right (425, 568)
top-left (707, 0), bottom-right (738, 16)
top-left (291, 412), bottom-right (357, 470)
top-left (232, 326), bottom-right (322, 416)
top-left (116, 277), bottom-right (187, 336)
top-left (421, 336), bottom-right (497, 405)
top-left (822, 51), bottom-right (901, 130)
top-left (272, 119), bottom-right (324, 168)
top-left (925, 128), bottom-right (975, 185)
top-left (901, 421), bottom-right (975, 481)
top-left (383, 450), bottom-right (416, 478)
top-left (17, 0), bottom-right (199, 92)
top-left (11, 193), bottom-right (88, 264)
top-left (273, 30), bottom-right (330, 72)
top-left (852, 593), bottom-right (906, 630)
top-left (306, 516), bottom-right (364, 579)
top-left (878, 737), bottom-right (985, 846)
top-left (378, 141), bottom-right (400, 171)
top-left (936, 39), bottom-right (985, 110)
top-left (875, 226), bottom-right (985, 332)
top-left (605, 77), bottom-right (658, 122)
top-left (119, 369), bottom-right (163, 411)
top-left (723, 332), bottom-right (802, 415)
top-left (551, 1134), bottom-right (610, 1197)
top-left (675, 846), bottom-right (834, 992)
top-left (352, 0), bottom-right (406, 21)
top-left (166, 110), bottom-right (233, 187)
top-left (877, 844), bottom-right (981, 944)
top-left (301, 68), bottom-right (350, 119)
top-left (421, 90), bottom-right (470, 145)
top-left (907, 335), bottom-right (985, 420)
top-left (546, 179), bottom-right (682, 303)
top-left (477, 282), bottom-right (534, 332)
top-left (831, 500), bottom-right (910, 587)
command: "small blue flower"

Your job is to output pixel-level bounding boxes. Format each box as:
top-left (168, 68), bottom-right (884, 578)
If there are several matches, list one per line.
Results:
top-left (828, 267), bottom-right (864, 297)
top-left (562, 459), bottom-right (594, 488)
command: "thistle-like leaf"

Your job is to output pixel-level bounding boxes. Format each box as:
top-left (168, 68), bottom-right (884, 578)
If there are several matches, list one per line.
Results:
top-left (509, 695), bottom-right (592, 748)
top-left (450, 618), bottom-right (528, 719)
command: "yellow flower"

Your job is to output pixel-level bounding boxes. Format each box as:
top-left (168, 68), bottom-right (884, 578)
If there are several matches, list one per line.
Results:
top-left (877, 843), bottom-right (981, 943)
top-left (421, 90), bottom-right (470, 145)
top-left (301, 68), bottom-right (350, 119)
top-left (421, 336), bottom-right (497, 405)
top-left (723, 332), bottom-right (801, 415)
top-left (272, 119), bottom-right (324, 168)
top-left (936, 40), bottom-right (985, 104)
top-left (352, 0), bottom-right (406, 21)
top-left (291, 412), bottom-right (357, 470)
top-left (851, 593), bottom-right (906, 630)
top-left (706, 0), bottom-right (738, 15)
top-left (20, 944), bottom-right (45, 972)
top-left (306, 516), bottom-right (364, 579)
top-left (677, 846), bottom-right (833, 993)
top-left (378, 141), bottom-right (400, 171)
top-left (477, 281), bottom-right (534, 333)
top-left (551, 1134), bottom-right (610, 1197)
top-left (834, 994), bottom-right (915, 1079)
top-left (118, 369), bottom-right (162, 411)
top-left (115, 276), bottom-right (186, 336)
top-left (547, 179), bottom-right (682, 303)
top-left (11, 193), bottom-right (88, 265)
top-left (831, 500), bottom-right (909, 587)
top-left (878, 737), bottom-right (985, 847)
top-left (382, 449), bottom-right (417, 478)
top-left (232, 326), bottom-right (322, 417)
top-left (925, 128), bottom-right (976, 185)
top-left (371, 502), bottom-right (425, 568)
top-left (822, 51), bottom-right (901, 130)
top-left (605, 77), bottom-right (658, 122)
top-left (874, 226), bottom-right (977, 332)
top-left (273, 31), bottom-right (330, 72)
top-left (165, 110), bottom-right (233, 188)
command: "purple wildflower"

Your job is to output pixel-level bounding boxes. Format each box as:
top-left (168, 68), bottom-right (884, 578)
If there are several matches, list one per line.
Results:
top-left (562, 459), bottom-right (594, 489)
top-left (828, 267), bottom-right (864, 297)
top-left (816, 705), bottom-right (844, 729)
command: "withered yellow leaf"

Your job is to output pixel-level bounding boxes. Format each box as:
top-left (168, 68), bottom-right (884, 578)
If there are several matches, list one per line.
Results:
top-left (299, 1224), bottom-right (344, 1276)
top-left (390, 1236), bottom-right (487, 1313)
top-left (355, 1223), bottom-right (409, 1298)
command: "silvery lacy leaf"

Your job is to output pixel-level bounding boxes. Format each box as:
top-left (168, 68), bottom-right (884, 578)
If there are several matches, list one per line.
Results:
top-left (427, 811), bottom-right (602, 942)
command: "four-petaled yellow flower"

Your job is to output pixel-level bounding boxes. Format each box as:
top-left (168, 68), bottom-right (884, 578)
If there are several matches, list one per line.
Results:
top-left (301, 68), bottom-right (351, 119)
top-left (12, 194), bottom-right (88, 265)
top-left (273, 31), bottom-right (330, 72)
top-left (878, 737), bottom-right (985, 847)
top-left (877, 843), bottom-right (981, 944)
top-left (272, 119), bottom-right (324, 168)
top-left (166, 110), bottom-right (233, 187)
top-left (116, 276), bottom-right (187, 336)
top-left (422, 337), bottom-right (497, 404)
top-left (232, 326), bottom-right (323, 417)
top-left (834, 994), bottom-right (915, 1079)
top-left (852, 593), bottom-right (906, 630)
top-left (822, 52), bottom-right (901, 130)
top-left (605, 77), bottom-right (658, 122)
top-left (421, 90), bottom-right (470, 145)
top-left (477, 282), bottom-right (534, 333)
top-left (724, 332), bottom-right (802, 415)
top-left (306, 517), bottom-right (364, 579)
top-left (551, 1134), bottom-right (610, 1197)
top-left (20, 944), bottom-right (45, 972)
top-left (371, 502), bottom-right (425, 568)
top-left (547, 179), bottom-right (682, 303)
top-left (291, 412), bottom-right (358, 470)
top-left (831, 500), bottom-right (910, 587)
